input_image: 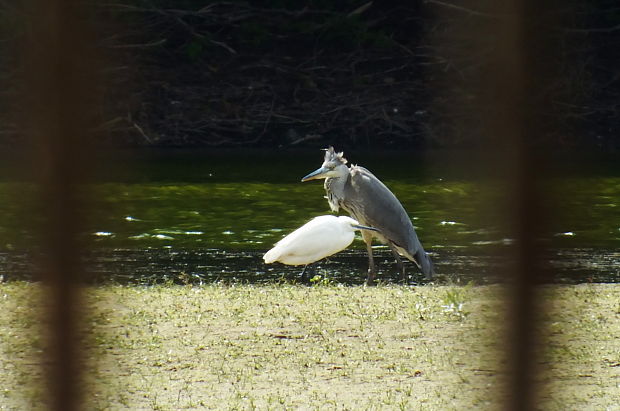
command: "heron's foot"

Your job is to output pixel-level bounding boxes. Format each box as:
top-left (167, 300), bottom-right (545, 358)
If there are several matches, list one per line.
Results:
top-left (397, 273), bottom-right (409, 284)
top-left (395, 264), bottom-right (407, 283)
top-left (365, 269), bottom-right (378, 286)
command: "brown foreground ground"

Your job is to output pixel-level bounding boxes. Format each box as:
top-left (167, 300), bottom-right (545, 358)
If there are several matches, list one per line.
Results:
top-left (1, 282), bottom-right (619, 410)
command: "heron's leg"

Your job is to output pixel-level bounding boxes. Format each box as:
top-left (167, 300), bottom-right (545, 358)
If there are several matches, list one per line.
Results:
top-left (388, 244), bottom-right (406, 282)
top-left (361, 230), bottom-right (376, 284)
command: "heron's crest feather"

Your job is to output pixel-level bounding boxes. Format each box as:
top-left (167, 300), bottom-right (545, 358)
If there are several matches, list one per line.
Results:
top-left (323, 146), bottom-right (347, 165)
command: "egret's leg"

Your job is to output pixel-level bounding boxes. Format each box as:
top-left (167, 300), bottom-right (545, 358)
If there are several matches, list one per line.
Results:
top-left (300, 265), bottom-right (308, 281)
top-left (361, 230), bottom-right (376, 284)
top-left (300, 263), bottom-right (314, 282)
top-left (388, 244), bottom-right (406, 282)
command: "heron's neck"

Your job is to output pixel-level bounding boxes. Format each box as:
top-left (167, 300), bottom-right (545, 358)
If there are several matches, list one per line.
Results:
top-left (324, 170), bottom-right (349, 212)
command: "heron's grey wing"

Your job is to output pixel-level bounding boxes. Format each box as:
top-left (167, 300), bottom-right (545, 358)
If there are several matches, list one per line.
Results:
top-left (345, 166), bottom-right (424, 257)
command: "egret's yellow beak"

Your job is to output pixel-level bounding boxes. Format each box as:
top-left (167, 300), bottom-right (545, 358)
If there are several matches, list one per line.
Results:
top-left (301, 166), bottom-right (329, 182)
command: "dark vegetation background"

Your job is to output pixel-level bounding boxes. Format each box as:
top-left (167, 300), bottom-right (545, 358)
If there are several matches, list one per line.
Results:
top-left (1, 0), bottom-right (619, 149)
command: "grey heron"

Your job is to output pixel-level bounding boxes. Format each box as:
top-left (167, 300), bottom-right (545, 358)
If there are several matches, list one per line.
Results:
top-left (301, 147), bottom-right (434, 283)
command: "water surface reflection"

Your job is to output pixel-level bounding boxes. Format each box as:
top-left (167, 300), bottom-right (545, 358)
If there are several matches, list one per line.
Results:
top-left (0, 150), bottom-right (618, 283)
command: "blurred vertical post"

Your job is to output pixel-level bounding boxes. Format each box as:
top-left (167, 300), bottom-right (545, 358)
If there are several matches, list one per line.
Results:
top-left (483, 2), bottom-right (553, 410)
top-left (25, 1), bottom-right (94, 410)
top-left (488, 3), bottom-right (537, 409)
top-left (428, 0), bottom-right (555, 408)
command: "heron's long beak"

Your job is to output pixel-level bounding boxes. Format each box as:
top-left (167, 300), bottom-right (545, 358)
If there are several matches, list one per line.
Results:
top-left (352, 225), bottom-right (380, 232)
top-left (301, 166), bottom-right (329, 182)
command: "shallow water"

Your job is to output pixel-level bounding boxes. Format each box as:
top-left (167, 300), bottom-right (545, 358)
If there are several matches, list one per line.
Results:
top-left (0, 149), bottom-right (618, 284)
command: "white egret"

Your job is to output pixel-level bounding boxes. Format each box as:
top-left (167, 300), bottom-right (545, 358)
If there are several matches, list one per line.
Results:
top-left (263, 215), bottom-right (379, 267)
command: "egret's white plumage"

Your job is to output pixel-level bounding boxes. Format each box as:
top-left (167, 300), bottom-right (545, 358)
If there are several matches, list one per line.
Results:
top-left (263, 215), bottom-right (375, 266)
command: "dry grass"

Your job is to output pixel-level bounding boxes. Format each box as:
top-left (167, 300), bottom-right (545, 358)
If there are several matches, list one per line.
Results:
top-left (0, 282), bottom-right (619, 410)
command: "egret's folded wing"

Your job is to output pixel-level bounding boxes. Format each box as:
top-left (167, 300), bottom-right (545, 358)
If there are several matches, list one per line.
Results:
top-left (263, 219), bottom-right (350, 265)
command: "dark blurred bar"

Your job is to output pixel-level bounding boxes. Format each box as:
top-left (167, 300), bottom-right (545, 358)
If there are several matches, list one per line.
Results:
top-left (430, 0), bottom-right (556, 409)
top-left (484, 2), bottom-right (554, 410)
top-left (24, 1), bottom-right (95, 410)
